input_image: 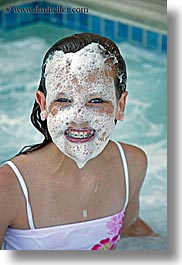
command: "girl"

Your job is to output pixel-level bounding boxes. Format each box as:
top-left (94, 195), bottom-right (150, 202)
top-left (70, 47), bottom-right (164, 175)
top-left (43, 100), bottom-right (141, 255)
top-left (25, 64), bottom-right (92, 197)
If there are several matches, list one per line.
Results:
top-left (0, 33), bottom-right (154, 250)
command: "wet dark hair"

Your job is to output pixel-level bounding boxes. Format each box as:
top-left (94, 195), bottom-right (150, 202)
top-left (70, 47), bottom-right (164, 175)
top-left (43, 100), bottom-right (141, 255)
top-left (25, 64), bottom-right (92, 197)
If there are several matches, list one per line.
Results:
top-left (18, 32), bottom-right (127, 155)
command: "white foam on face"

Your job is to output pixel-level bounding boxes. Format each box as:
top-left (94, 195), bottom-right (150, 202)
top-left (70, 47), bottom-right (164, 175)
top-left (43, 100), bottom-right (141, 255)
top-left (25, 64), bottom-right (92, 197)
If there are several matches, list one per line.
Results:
top-left (44, 43), bottom-right (118, 169)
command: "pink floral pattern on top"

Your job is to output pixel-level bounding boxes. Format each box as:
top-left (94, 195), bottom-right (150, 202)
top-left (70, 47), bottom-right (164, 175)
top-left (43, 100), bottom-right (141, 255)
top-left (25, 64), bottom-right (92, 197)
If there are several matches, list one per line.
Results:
top-left (91, 210), bottom-right (125, 251)
top-left (91, 235), bottom-right (120, 250)
top-left (106, 211), bottom-right (125, 235)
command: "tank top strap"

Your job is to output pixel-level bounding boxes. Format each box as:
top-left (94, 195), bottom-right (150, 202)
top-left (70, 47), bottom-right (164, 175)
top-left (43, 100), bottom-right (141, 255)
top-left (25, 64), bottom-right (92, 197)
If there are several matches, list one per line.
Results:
top-left (112, 140), bottom-right (129, 209)
top-left (4, 161), bottom-right (35, 229)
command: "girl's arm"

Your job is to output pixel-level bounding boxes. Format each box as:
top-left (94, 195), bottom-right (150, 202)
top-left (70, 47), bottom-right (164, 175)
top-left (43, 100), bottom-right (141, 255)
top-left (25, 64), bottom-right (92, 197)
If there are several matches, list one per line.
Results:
top-left (0, 165), bottom-right (20, 249)
top-left (121, 145), bottom-right (156, 237)
top-left (121, 188), bottom-right (156, 237)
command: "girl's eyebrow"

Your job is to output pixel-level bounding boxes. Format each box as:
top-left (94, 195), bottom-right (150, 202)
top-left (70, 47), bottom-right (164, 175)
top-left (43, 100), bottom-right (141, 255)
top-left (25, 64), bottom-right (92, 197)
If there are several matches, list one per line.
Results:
top-left (88, 91), bottom-right (111, 98)
top-left (88, 93), bottom-right (102, 97)
top-left (55, 92), bottom-right (69, 98)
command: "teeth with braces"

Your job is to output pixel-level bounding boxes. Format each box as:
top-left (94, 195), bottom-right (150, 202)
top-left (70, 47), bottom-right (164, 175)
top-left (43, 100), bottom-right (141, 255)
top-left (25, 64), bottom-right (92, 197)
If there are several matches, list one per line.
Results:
top-left (66, 130), bottom-right (94, 139)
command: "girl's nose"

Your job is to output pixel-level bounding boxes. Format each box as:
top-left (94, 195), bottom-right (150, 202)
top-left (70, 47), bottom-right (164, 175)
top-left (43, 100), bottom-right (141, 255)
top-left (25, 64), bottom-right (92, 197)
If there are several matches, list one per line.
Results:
top-left (70, 121), bottom-right (90, 129)
top-left (72, 104), bottom-right (85, 122)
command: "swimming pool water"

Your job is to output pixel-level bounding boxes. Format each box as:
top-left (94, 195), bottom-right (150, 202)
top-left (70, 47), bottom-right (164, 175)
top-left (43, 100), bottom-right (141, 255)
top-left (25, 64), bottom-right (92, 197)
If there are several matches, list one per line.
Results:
top-left (0, 23), bottom-right (167, 249)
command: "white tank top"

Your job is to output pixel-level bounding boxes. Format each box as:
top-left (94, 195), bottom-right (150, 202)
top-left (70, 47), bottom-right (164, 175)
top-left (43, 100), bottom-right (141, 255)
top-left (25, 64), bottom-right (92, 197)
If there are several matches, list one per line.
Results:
top-left (2, 141), bottom-right (129, 250)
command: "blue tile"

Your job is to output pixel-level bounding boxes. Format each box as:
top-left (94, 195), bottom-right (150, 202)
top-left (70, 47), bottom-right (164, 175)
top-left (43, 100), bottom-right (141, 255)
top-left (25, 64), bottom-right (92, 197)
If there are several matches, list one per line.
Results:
top-left (49, 13), bottom-right (61, 25)
top-left (16, 4), bottom-right (38, 26)
top-left (54, 12), bottom-right (63, 25)
top-left (147, 31), bottom-right (158, 50)
top-left (117, 22), bottom-right (128, 41)
top-left (0, 11), bottom-right (2, 30)
top-left (7, 2), bottom-right (39, 27)
top-left (65, 12), bottom-right (75, 28)
top-left (104, 19), bottom-right (114, 39)
top-left (17, 12), bottom-right (30, 24)
top-left (38, 1), bottom-right (52, 22)
top-left (131, 26), bottom-right (143, 44)
top-left (162, 34), bottom-right (167, 52)
top-left (4, 11), bottom-right (16, 29)
top-left (35, 1), bottom-right (43, 20)
top-left (78, 13), bottom-right (89, 31)
top-left (0, 1), bottom-right (167, 54)
top-left (90, 15), bottom-right (101, 34)
top-left (29, 1), bottom-right (39, 22)
top-left (42, 3), bottom-right (64, 25)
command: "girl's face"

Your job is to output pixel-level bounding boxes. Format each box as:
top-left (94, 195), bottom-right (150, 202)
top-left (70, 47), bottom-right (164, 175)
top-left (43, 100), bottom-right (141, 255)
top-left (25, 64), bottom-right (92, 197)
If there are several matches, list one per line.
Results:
top-left (44, 43), bottom-right (118, 169)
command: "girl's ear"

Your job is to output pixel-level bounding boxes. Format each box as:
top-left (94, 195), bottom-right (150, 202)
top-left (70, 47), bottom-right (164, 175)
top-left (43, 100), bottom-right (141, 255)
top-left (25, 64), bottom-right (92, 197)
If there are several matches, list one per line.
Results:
top-left (36, 90), bottom-right (48, 120)
top-left (115, 91), bottom-right (128, 121)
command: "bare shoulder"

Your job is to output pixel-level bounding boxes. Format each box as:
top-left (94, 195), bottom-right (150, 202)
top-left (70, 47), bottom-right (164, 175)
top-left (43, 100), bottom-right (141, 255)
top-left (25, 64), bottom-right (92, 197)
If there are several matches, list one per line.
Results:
top-left (0, 162), bottom-right (19, 196)
top-left (118, 142), bottom-right (148, 189)
top-left (121, 142), bottom-right (147, 170)
top-left (0, 152), bottom-right (35, 209)
top-left (10, 150), bottom-right (40, 175)
top-left (0, 162), bottom-right (22, 228)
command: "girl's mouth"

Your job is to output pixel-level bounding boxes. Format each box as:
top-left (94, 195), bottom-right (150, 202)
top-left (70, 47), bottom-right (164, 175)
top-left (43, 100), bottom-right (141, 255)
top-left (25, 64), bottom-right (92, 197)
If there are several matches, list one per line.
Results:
top-left (65, 128), bottom-right (95, 143)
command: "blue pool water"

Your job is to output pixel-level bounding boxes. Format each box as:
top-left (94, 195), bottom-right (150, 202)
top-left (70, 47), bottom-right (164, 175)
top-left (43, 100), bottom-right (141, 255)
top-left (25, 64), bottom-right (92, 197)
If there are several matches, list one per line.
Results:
top-left (0, 23), bottom-right (167, 249)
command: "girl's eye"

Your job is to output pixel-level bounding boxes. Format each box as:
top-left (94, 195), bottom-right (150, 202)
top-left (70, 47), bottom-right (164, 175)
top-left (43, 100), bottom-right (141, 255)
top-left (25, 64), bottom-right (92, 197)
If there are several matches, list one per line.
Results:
top-left (89, 98), bottom-right (104, 103)
top-left (55, 98), bottom-right (71, 103)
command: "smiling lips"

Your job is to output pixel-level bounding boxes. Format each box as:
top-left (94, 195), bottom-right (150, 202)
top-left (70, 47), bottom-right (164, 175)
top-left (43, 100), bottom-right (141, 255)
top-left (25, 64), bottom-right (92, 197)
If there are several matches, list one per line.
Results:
top-left (65, 128), bottom-right (95, 143)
